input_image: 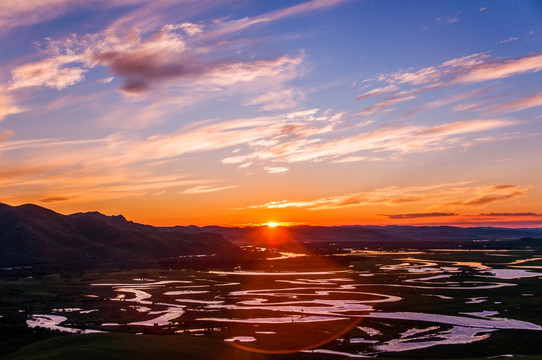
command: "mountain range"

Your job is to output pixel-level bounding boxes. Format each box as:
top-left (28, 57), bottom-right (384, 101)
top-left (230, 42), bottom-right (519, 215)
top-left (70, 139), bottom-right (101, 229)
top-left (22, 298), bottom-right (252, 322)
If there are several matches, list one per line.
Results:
top-left (1, 202), bottom-right (542, 266)
top-left (0, 203), bottom-right (236, 266)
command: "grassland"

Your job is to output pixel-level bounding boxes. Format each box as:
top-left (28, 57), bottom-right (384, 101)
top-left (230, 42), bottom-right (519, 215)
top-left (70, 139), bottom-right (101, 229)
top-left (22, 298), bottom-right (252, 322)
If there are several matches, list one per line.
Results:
top-left (2, 245), bottom-right (542, 359)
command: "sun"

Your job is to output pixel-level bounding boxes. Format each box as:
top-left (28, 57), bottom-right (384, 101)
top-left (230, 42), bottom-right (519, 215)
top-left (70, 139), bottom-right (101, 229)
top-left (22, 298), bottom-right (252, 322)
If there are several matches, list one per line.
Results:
top-left (266, 221), bottom-right (279, 228)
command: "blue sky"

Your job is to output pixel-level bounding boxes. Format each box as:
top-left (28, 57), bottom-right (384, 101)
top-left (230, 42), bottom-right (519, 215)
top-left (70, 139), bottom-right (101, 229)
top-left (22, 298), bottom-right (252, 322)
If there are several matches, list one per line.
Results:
top-left (0, 0), bottom-right (541, 226)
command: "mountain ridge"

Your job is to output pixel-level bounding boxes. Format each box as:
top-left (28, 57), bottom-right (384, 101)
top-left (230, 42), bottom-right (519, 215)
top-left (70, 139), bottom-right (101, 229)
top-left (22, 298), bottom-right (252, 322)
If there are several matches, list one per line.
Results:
top-left (2, 202), bottom-right (542, 266)
top-left (0, 203), bottom-right (237, 266)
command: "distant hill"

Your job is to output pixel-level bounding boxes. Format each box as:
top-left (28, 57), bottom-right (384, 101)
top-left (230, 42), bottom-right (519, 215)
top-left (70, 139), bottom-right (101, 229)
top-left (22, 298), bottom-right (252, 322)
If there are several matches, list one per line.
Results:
top-left (2, 202), bottom-right (541, 266)
top-left (166, 223), bottom-right (542, 246)
top-left (0, 203), bottom-right (238, 266)
top-left (364, 225), bottom-right (542, 241)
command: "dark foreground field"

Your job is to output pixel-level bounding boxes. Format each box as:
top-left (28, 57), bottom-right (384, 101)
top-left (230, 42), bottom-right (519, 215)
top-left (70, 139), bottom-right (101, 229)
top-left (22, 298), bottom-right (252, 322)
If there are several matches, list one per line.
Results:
top-left (2, 241), bottom-right (542, 359)
top-left (6, 333), bottom-right (542, 360)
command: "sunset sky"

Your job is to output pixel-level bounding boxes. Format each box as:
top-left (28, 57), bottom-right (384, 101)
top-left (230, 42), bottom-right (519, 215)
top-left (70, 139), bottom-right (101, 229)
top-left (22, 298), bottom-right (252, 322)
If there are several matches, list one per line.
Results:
top-left (0, 0), bottom-right (541, 227)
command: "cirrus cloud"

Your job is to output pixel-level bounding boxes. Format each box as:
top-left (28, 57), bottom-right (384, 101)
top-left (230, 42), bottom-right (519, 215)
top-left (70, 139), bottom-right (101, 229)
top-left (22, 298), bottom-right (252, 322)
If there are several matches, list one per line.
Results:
top-left (241, 183), bottom-right (531, 211)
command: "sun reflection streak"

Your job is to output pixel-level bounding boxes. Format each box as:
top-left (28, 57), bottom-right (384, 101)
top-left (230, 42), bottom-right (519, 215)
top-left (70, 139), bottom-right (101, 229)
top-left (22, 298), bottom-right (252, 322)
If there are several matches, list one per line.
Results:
top-left (215, 225), bottom-right (366, 354)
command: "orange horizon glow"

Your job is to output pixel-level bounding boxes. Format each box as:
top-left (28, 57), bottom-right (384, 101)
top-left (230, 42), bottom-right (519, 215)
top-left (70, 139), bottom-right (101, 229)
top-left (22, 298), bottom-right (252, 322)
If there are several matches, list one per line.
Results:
top-left (3, 200), bottom-right (542, 228)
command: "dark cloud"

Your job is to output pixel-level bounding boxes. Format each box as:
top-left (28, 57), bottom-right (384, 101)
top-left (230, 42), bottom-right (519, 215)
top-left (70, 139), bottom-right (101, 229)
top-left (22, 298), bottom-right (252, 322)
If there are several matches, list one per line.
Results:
top-left (478, 212), bottom-right (542, 217)
top-left (448, 185), bottom-right (530, 206)
top-left (463, 191), bottom-right (524, 206)
top-left (383, 212), bottom-right (457, 219)
top-left (39, 196), bottom-right (73, 203)
top-left (120, 78), bottom-right (151, 94)
top-left (93, 50), bottom-right (204, 94)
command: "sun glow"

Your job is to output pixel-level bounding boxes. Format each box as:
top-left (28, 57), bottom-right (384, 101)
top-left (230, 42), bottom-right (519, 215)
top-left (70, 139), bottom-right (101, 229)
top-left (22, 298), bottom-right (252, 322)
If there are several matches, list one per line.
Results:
top-left (266, 222), bottom-right (279, 228)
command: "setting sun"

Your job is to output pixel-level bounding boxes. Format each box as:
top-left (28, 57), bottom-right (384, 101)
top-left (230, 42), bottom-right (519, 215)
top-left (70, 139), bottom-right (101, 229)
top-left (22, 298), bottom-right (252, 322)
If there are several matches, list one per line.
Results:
top-left (266, 222), bottom-right (279, 228)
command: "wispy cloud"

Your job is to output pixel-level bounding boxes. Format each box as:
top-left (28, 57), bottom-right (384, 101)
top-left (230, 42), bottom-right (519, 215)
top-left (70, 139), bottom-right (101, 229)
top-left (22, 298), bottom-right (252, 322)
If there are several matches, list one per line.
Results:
top-left (0, 130), bottom-right (13, 142)
top-left (0, 108), bottom-right (345, 202)
top-left (241, 183), bottom-right (531, 211)
top-left (181, 185), bottom-right (237, 194)
top-left (245, 88), bottom-right (306, 111)
top-left (488, 91), bottom-right (542, 114)
top-left (206, 0), bottom-right (350, 39)
top-left (376, 52), bottom-right (542, 86)
top-left (358, 93), bottom-right (415, 117)
top-left (447, 12), bottom-right (461, 24)
top-left (222, 118), bottom-right (515, 165)
top-left (264, 166), bottom-right (289, 174)
top-left (0, 87), bottom-right (24, 121)
top-left (403, 88), bottom-right (488, 117)
top-left (241, 182), bottom-right (462, 210)
top-left (98, 77), bottom-right (114, 84)
top-left (355, 85), bottom-right (398, 101)
top-left (355, 52), bottom-right (542, 120)
top-left (0, 0), bottom-right (148, 32)
top-left (451, 185), bottom-right (531, 206)
top-left (499, 37), bottom-right (519, 44)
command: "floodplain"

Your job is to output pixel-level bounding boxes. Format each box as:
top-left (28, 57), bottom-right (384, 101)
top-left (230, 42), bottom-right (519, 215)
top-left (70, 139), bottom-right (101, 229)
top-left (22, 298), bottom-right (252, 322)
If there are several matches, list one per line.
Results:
top-left (2, 244), bottom-right (542, 359)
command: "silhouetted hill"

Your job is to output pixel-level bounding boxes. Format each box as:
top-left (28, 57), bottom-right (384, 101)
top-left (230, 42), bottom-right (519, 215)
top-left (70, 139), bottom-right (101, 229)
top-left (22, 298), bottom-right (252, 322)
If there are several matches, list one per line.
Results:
top-left (167, 224), bottom-right (542, 246)
top-left (2, 203), bottom-right (541, 266)
top-left (364, 225), bottom-right (542, 241)
top-left (0, 203), bottom-right (237, 266)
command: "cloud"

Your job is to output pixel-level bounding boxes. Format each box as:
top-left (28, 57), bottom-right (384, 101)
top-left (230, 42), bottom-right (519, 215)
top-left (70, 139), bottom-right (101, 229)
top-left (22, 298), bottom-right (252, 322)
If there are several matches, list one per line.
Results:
top-left (264, 166), bottom-right (289, 174)
top-left (176, 22), bottom-right (203, 36)
top-left (9, 24), bottom-right (305, 97)
top-left (245, 88), bottom-right (306, 111)
top-left (243, 182), bottom-right (468, 211)
top-left (382, 212), bottom-right (457, 219)
top-left (0, 147), bottom-right (221, 203)
top-left (478, 212), bottom-right (542, 217)
top-left (131, 108), bottom-right (342, 164)
top-left (0, 0), bottom-right (148, 32)
top-left (332, 155), bottom-right (384, 163)
top-left (6, 0), bottom-right (348, 96)
top-left (181, 185), bottom-right (237, 194)
top-left (355, 52), bottom-right (542, 120)
top-left (452, 185), bottom-right (531, 206)
top-left (0, 88), bottom-right (24, 121)
top-left (499, 37), bottom-right (519, 44)
top-left (447, 12), bottom-right (460, 24)
top-left (90, 26), bottom-right (194, 94)
top-left (98, 77), bottom-right (114, 84)
top-left (207, 0), bottom-right (349, 38)
top-left (489, 91), bottom-right (542, 114)
top-left (9, 55), bottom-right (87, 90)
top-left (355, 85), bottom-right (398, 101)
top-left (377, 52), bottom-right (542, 86)
top-left (403, 88), bottom-right (488, 117)
top-left (39, 196), bottom-right (75, 203)
top-left (0, 130), bottom-right (14, 142)
top-left (414, 119), bottom-right (512, 137)
top-left (223, 118), bottom-right (515, 165)
top-left (0, 108), bottom-right (346, 195)
top-left (358, 93), bottom-right (415, 117)
top-left (241, 183), bottom-right (530, 211)
top-left (0, 106), bottom-right (517, 182)
top-left (455, 53), bottom-right (542, 83)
